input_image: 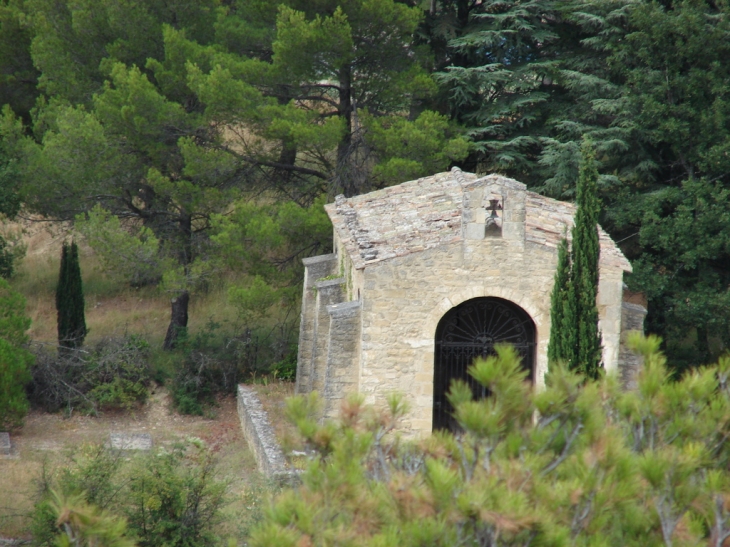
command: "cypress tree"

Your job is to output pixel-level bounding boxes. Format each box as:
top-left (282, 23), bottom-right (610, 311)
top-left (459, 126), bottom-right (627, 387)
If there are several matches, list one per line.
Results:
top-left (547, 237), bottom-right (571, 364)
top-left (56, 241), bottom-right (87, 350)
top-left (569, 141), bottom-right (602, 378)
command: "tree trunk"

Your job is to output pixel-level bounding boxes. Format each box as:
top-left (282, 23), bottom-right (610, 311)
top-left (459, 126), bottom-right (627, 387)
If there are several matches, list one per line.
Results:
top-left (336, 65), bottom-right (355, 197)
top-left (163, 291), bottom-right (189, 350)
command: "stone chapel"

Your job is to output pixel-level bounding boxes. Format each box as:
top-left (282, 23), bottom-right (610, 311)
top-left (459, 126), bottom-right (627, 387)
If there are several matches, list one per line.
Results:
top-left (296, 167), bottom-right (646, 435)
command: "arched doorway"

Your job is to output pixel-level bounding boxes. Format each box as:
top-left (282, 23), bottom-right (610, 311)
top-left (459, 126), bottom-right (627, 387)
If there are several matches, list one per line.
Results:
top-left (433, 297), bottom-right (536, 431)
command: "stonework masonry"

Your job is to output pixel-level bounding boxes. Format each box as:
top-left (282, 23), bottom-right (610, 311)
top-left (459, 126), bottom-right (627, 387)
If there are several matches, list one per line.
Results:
top-left (296, 168), bottom-right (645, 436)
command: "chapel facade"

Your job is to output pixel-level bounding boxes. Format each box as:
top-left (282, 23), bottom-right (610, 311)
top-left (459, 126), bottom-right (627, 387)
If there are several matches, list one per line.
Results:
top-left (296, 168), bottom-right (646, 435)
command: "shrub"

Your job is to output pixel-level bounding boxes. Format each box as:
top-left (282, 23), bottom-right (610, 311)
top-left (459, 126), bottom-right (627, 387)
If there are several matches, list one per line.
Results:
top-left (252, 337), bottom-right (730, 547)
top-left (0, 234), bottom-right (15, 278)
top-left (167, 318), bottom-right (298, 415)
top-left (31, 441), bottom-right (227, 547)
top-left (271, 347), bottom-right (297, 381)
top-left (169, 322), bottom-right (240, 415)
top-left (28, 335), bottom-right (151, 414)
top-left (0, 277), bottom-right (32, 429)
top-left (0, 337), bottom-right (32, 429)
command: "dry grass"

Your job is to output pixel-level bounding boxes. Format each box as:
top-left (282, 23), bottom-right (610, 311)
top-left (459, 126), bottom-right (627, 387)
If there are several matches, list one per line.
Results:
top-left (1, 221), bottom-right (289, 540)
top-left (0, 390), bottom-right (261, 540)
top-left (0, 458), bottom-right (43, 537)
top-left (8, 220), bottom-right (244, 346)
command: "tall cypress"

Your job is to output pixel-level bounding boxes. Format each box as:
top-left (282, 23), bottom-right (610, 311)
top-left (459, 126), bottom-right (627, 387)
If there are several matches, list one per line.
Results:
top-left (547, 141), bottom-right (602, 378)
top-left (569, 141), bottom-right (602, 378)
top-left (547, 237), bottom-right (571, 364)
top-left (56, 241), bottom-right (87, 350)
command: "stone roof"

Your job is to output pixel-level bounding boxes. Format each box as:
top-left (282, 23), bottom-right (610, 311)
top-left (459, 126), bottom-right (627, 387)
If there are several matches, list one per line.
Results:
top-left (325, 167), bottom-right (632, 273)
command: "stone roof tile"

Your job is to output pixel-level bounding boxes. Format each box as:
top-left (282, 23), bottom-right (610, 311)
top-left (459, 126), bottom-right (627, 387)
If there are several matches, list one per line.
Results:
top-left (325, 168), bottom-right (632, 273)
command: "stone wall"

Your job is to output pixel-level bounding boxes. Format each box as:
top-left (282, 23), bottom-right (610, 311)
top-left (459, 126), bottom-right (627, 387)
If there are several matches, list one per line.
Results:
top-left (619, 301), bottom-right (648, 389)
top-left (236, 385), bottom-right (293, 481)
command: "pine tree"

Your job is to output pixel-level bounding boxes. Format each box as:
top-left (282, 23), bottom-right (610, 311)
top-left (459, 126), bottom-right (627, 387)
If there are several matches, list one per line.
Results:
top-left (56, 241), bottom-right (87, 350)
top-left (569, 141), bottom-right (602, 378)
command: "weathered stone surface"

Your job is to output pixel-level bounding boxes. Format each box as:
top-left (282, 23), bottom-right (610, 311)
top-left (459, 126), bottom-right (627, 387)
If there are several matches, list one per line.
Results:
top-left (237, 385), bottom-right (293, 482)
top-left (0, 432), bottom-right (10, 455)
top-left (296, 254), bottom-right (338, 394)
top-left (619, 301), bottom-right (648, 390)
top-left (108, 433), bottom-right (152, 451)
top-left (325, 168), bottom-right (631, 273)
top-left (323, 301), bottom-right (362, 418)
top-left (302, 168), bottom-right (637, 437)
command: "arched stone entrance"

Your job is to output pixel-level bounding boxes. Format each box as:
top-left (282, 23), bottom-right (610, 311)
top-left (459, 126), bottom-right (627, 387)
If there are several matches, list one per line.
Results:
top-left (433, 297), bottom-right (536, 431)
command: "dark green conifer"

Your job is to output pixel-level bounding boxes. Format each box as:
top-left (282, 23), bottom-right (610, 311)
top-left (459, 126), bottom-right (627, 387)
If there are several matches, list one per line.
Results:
top-left (56, 241), bottom-right (87, 350)
top-left (569, 141), bottom-right (602, 378)
top-left (547, 237), bottom-right (571, 364)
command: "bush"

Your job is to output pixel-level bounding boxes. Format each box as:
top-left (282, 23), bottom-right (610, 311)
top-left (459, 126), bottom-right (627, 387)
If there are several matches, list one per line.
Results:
top-left (169, 325), bottom-right (239, 415)
top-left (167, 318), bottom-right (298, 415)
top-left (31, 441), bottom-right (227, 547)
top-left (252, 337), bottom-right (730, 547)
top-left (271, 347), bottom-right (297, 381)
top-left (28, 335), bottom-right (151, 413)
top-left (0, 277), bottom-right (32, 429)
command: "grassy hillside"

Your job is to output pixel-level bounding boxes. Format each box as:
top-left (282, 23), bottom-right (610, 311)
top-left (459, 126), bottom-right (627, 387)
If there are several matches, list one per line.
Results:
top-left (9, 220), bottom-right (249, 347)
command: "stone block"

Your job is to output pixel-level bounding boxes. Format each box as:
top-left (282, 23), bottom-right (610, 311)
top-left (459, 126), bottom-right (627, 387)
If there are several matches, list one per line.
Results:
top-left (108, 433), bottom-right (152, 451)
top-left (501, 221), bottom-right (524, 241)
top-left (465, 222), bottom-right (484, 240)
top-left (0, 432), bottom-right (10, 455)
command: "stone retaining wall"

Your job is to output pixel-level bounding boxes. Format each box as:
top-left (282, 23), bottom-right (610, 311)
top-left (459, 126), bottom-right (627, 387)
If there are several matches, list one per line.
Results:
top-left (236, 385), bottom-right (294, 482)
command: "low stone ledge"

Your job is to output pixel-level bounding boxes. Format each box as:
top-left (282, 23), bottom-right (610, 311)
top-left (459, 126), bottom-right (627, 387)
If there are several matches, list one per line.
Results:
top-left (0, 432), bottom-right (11, 456)
top-left (108, 433), bottom-right (153, 451)
top-left (237, 385), bottom-right (295, 482)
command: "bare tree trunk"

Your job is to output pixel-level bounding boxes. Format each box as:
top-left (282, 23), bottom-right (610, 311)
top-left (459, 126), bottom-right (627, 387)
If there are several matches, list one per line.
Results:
top-left (163, 291), bottom-right (190, 350)
top-left (336, 65), bottom-right (355, 197)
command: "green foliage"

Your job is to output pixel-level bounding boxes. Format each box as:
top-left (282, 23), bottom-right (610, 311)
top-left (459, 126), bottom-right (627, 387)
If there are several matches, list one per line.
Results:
top-left (547, 142), bottom-right (602, 378)
top-left (0, 0), bottom-right (38, 121)
top-left (51, 490), bottom-right (136, 547)
top-left (547, 237), bottom-right (571, 365)
top-left (31, 441), bottom-right (227, 547)
top-left (259, 337), bottom-right (730, 546)
top-left (0, 276), bottom-right (32, 429)
top-left (125, 441), bottom-right (226, 547)
top-left (56, 242), bottom-right (87, 350)
top-left (28, 335), bottom-right (151, 413)
top-left (75, 206), bottom-right (166, 288)
top-left (228, 276), bottom-right (278, 326)
top-left (569, 142), bottom-right (602, 378)
top-left (0, 337), bottom-right (32, 430)
top-left (363, 110), bottom-right (470, 187)
top-left (168, 321), bottom-right (239, 415)
top-left (435, 0), bottom-right (562, 179)
top-left (271, 347), bottom-right (297, 381)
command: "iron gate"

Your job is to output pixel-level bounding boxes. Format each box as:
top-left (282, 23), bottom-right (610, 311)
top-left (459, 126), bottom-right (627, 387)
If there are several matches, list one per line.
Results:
top-left (433, 297), bottom-right (536, 431)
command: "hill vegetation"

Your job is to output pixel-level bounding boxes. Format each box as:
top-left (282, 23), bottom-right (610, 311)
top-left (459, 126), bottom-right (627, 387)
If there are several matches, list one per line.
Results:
top-left (0, 1), bottom-right (729, 543)
top-left (255, 338), bottom-right (730, 547)
top-left (0, 0), bottom-right (728, 371)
